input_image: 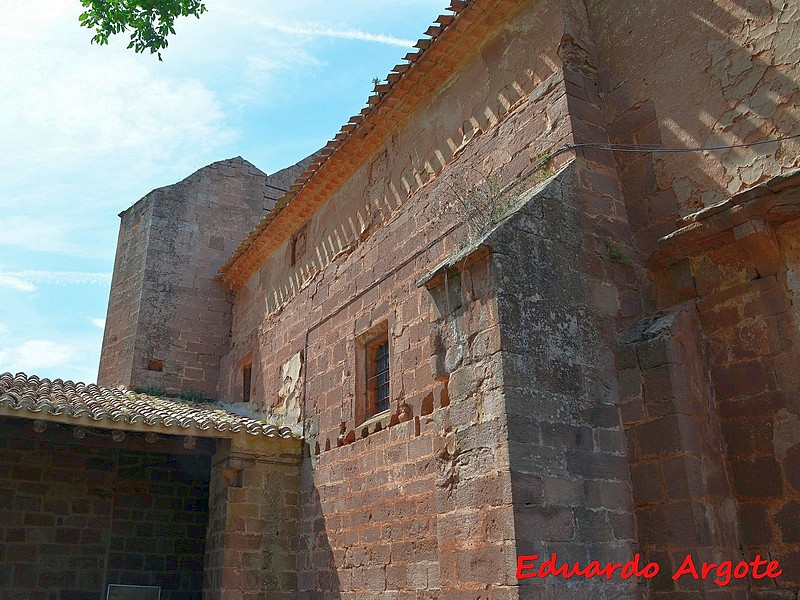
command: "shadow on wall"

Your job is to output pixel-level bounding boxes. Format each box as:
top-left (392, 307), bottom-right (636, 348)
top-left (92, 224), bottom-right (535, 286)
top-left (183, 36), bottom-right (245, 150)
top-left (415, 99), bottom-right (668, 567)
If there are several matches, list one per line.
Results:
top-left (592, 0), bottom-right (799, 225)
top-left (297, 458), bottom-right (342, 599)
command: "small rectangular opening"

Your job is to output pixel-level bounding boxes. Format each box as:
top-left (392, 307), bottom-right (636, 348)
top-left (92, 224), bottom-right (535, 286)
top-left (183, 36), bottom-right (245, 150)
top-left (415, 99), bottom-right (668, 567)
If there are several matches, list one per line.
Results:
top-left (147, 358), bottom-right (164, 372)
top-left (242, 363), bottom-right (252, 403)
top-left (106, 584), bottom-right (161, 600)
top-left (291, 225), bottom-right (307, 266)
top-left (364, 330), bottom-right (390, 419)
top-left (356, 322), bottom-right (390, 426)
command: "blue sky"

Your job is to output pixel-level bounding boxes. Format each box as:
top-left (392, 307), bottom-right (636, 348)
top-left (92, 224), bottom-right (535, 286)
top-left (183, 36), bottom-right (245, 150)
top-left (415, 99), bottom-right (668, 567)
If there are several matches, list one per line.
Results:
top-left (0, 0), bottom-right (442, 383)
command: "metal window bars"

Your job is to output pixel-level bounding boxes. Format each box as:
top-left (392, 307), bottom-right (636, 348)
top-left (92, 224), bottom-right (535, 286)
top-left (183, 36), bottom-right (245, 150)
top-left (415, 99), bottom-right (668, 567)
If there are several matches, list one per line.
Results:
top-left (369, 342), bottom-right (390, 413)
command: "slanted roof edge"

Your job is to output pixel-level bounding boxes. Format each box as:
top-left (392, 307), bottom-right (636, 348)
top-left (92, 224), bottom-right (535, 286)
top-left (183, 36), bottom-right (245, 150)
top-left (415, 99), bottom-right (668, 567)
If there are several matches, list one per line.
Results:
top-left (220, 0), bottom-right (526, 289)
top-left (0, 372), bottom-right (299, 440)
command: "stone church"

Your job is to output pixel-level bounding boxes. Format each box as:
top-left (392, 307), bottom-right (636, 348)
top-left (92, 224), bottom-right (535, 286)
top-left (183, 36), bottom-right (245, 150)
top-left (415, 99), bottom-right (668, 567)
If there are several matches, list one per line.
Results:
top-left (1, 0), bottom-right (799, 598)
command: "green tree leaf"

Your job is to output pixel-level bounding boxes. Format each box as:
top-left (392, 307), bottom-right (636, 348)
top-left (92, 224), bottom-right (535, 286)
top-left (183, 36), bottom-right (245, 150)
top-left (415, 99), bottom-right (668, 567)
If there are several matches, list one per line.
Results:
top-left (78, 0), bottom-right (207, 60)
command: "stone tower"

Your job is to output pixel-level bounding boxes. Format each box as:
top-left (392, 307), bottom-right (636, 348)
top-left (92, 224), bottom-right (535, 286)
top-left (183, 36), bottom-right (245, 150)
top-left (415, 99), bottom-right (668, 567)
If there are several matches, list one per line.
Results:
top-left (98, 155), bottom-right (313, 398)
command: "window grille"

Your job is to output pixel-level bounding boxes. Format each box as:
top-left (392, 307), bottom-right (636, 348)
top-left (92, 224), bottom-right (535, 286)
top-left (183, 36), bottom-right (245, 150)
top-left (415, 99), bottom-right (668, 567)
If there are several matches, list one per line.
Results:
top-left (242, 363), bottom-right (252, 403)
top-left (371, 341), bottom-right (390, 414)
top-left (358, 324), bottom-right (390, 425)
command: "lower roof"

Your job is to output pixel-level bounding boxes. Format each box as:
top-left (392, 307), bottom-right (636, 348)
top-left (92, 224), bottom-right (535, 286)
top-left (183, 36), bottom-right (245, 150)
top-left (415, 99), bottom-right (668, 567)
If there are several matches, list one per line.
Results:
top-left (0, 372), bottom-right (295, 440)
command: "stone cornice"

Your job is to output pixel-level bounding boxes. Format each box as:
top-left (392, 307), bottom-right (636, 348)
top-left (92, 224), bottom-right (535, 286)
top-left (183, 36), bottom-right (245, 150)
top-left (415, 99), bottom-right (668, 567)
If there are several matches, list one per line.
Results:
top-left (650, 170), bottom-right (800, 269)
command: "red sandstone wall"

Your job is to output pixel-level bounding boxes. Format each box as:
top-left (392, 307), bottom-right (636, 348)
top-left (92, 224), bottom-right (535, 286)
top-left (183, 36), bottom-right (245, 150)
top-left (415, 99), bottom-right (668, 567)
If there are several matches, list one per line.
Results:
top-left (0, 422), bottom-right (210, 600)
top-left (298, 418), bottom-right (442, 594)
top-left (585, 0), bottom-right (800, 259)
top-left (99, 158), bottom-right (266, 395)
top-left (222, 1), bottom-right (572, 595)
top-left (217, 0), bottom-right (800, 596)
top-left (578, 1), bottom-right (800, 595)
top-left (99, 197), bottom-right (153, 389)
top-left (203, 438), bottom-right (302, 600)
top-left (222, 0), bottom-right (569, 418)
top-left (99, 157), bottom-right (313, 397)
top-left (691, 225), bottom-right (800, 592)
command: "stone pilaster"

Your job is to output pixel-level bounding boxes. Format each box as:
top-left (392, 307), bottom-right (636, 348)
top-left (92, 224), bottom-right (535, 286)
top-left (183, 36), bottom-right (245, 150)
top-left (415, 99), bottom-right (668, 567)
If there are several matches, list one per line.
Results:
top-left (203, 436), bottom-right (302, 600)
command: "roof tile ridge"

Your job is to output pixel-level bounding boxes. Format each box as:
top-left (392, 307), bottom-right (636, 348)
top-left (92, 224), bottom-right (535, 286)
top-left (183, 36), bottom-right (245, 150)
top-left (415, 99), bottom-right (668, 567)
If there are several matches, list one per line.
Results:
top-left (219, 0), bottom-right (481, 285)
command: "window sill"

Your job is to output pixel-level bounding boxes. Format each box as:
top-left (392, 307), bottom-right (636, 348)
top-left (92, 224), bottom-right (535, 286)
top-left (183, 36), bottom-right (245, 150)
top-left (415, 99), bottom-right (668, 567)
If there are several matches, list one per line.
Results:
top-left (357, 409), bottom-right (391, 434)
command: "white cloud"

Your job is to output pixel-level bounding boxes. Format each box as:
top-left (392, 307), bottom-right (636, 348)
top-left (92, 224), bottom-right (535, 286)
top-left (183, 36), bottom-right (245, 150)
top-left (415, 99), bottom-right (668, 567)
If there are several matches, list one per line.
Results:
top-left (0, 339), bottom-right (73, 372)
top-left (0, 216), bottom-right (93, 256)
top-left (11, 271), bottom-right (111, 286)
top-left (0, 0), bottom-right (234, 204)
top-left (0, 333), bottom-right (103, 383)
top-left (0, 0), bottom-right (442, 387)
top-left (89, 317), bottom-right (106, 330)
top-left (0, 52), bottom-right (232, 183)
top-left (0, 274), bottom-right (37, 293)
top-left (0, 270), bottom-right (111, 292)
top-left (252, 20), bottom-right (415, 47)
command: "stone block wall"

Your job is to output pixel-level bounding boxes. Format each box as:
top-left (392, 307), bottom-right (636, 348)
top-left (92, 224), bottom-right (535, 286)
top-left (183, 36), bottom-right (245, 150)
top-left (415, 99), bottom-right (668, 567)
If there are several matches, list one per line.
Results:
top-left (215, 0), bottom-right (663, 595)
top-left (217, 3), bottom-right (579, 595)
top-left (487, 165), bottom-right (639, 599)
top-left (221, 0), bottom-right (571, 368)
top-left (85, 0), bottom-right (800, 597)
top-left (99, 156), bottom-right (314, 398)
top-left (586, 0), bottom-right (800, 238)
top-left (690, 224), bottom-right (800, 594)
top-left (425, 252), bottom-right (519, 597)
top-left (0, 421), bottom-right (210, 600)
top-left (0, 436), bottom-right (113, 599)
top-left (569, 0), bottom-right (800, 596)
top-left (107, 452), bottom-right (209, 596)
top-left (298, 418), bottom-right (441, 597)
top-left (203, 437), bottom-right (303, 600)
top-left (619, 307), bottom-right (744, 599)
top-left (99, 194), bottom-right (153, 391)
top-left (290, 248), bottom-right (519, 598)
top-left (620, 204), bottom-right (800, 599)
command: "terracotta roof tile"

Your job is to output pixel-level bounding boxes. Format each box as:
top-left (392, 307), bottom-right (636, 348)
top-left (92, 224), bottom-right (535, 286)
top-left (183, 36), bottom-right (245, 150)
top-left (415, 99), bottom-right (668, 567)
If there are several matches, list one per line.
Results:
top-left (0, 372), bottom-right (296, 439)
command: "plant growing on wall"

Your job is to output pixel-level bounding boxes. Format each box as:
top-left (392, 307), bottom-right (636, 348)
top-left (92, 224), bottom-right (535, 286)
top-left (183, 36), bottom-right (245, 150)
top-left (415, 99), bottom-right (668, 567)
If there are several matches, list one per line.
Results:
top-left (134, 385), bottom-right (165, 396)
top-left (180, 390), bottom-right (213, 403)
top-left (438, 153), bottom-right (555, 248)
top-left (440, 171), bottom-right (511, 244)
top-left (604, 239), bottom-right (631, 266)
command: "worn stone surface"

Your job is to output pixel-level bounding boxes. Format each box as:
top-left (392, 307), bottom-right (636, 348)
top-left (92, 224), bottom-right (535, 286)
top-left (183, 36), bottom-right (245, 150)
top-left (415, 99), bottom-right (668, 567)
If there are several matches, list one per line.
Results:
top-left (217, 2), bottom-right (577, 596)
top-left (587, 0), bottom-right (800, 263)
top-left (619, 306), bottom-right (745, 597)
top-left (489, 165), bottom-right (639, 599)
top-left (0, 419), bottom-right (210, 600)
top-left (99, 156), bottom-right (313, 398)
top-left (203, 438), bottom-right (302, 599)
top-left (93, 0), bottom-right (800, 597)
